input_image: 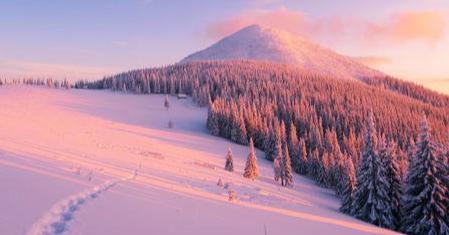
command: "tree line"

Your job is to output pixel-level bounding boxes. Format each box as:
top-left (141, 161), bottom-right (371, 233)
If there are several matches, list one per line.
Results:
top-left (0, 78), bottom-right (71, 89)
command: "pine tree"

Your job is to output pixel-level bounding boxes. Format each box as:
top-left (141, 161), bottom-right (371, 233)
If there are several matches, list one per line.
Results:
top-left (339, 157), bottom-right (356, 214)
top-left (265, 120), bottom-right (280, 161)
top-left (379, 137), bottom-right (401, 230)
top-left (230, 109), bottom-right (248, 145)
top-left (243, 138), bottom-right (258, 180)
top-left (352, 112), bottom-right (392, 228)
top-left (225, 147), bottom-right (234, 172)
top-left (318, 151), bottom-right (330, 186)
top-left (335, 154), bottom-right (349, 198)
top-left (207, 104), bottom-right (220, 136)
top-left (281, 143), bottom-right (294, 187)
top-left (273, 155), bottom-right (281, 182)
top-left (288, 123), bottom-right (299, 172)
top-left (280, 121), bottom-right (287, 146)
top-left (273, 137), bottom-right (283, 183)
top-left (324, 129), bottom-right (344, 187)
top-left (406, 137), bottom-right (416, 175)
top-left (443, 138), bottom-right (449, 231)
top-left (444, 129), bottom-right (449, 166)
top-left (344, 129), bottom-right (359, 164)
top-left (297, 138), bottom-right (308, 175)
top-left (396, 148), bottom-right (408, 182)
top-left (308, 149), bottom-right (320, 179)
top-left (401, 115), bottom-right (449, 235)
top-left (237, 112), bottom-right (248, 145)
top-left (164, 95), bottom-right (170, 110)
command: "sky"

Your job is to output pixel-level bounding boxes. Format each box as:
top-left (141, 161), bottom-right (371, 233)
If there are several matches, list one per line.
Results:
top-left (1, 0), bottom-right (449, 94)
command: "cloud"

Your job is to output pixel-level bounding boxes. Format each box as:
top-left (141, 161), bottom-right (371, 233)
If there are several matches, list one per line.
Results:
top-left (352, 56), bottom-right (392, 66)
top-left (0, 59), bottom-right (119, 80)
top-left (206, 7), bottom-right (309, 39)
top-left (206, 8), bottom-right (448, 45)
top-left (206, 6), bottom-right (350, 41)
top-left (365, 11), bottom-right (447, 43)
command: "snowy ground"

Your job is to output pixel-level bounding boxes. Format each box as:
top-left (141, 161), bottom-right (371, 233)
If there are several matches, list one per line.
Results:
top-left (0, 86), bottom-right (397, 235)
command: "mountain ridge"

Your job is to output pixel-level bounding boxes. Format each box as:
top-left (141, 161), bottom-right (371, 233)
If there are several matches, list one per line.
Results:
top-left (182, 24), bottom-right (385, 80)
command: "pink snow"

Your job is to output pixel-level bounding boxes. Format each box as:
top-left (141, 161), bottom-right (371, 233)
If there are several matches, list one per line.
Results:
top-left (0, 86), bottom-right (398, 235)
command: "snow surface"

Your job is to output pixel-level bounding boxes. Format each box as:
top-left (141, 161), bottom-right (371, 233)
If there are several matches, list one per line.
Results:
top-left (0, 86), bottom-right (398, 235)
top-left (182, 24), bottom-right (385, 80)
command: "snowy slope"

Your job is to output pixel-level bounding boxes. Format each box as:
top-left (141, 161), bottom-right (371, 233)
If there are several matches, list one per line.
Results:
top-left (182, 25), bottom-right (384, 80)
top-left (0, 86), bottom-right (397, 235)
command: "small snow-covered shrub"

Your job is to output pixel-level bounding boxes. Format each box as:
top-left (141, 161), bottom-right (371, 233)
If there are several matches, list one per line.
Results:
top-left (168, 120), bottom-right (174, 128)
top-left (228, 190), bottom-right (237, 201)
top-left (217, 178), bottom-right (224, 187)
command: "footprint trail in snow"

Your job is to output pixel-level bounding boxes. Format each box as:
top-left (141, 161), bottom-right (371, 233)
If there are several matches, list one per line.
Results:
top-left (27, 171), bottom-right (137, 235)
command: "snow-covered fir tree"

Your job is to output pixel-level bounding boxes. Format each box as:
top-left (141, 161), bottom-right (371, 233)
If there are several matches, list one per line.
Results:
top-left (405, 137), bottom-right (416, 177)
top-left (243, 138), bottom-right (258, 180)
top-left (265, 119), bottom-right (280, 161)
top-left (273, 155), bottom-right (281, 183)
top-left (230, 108), bottom-right (248, 145)
top-left (352, 112), bottom-right (393, 228)
top-left (281, 143), bottom-right (294, 187)
top-left (273, 137), bottom-right (283, 183)
top-left (378, 136), bottom-right (402, 230)
top-left (288, 123), bottom-right (299, 172)
top-left (164, 95), bottom-right (170, 110)
top-left (440, 140), bottom-right (449, 231)
top-left (297, 138), bottom-right (308, 175)
top-left (396, 148), bottom-right (408, 182)
top-left (307, 149), bottom-right (319, 180)
top-left (206, 104), bottom-right (220, 136)
top-left (318, 151), bottom-right (330, 186)
top-left (324, 129), bottom-right (344, 188)
top-left (280, 121), bottom-right (287, 146)
top-left (339, 157), bottom-right (356, 214)
top-left (343, 130), bottom-right (359, 163)
top-left (167, 120), bottom-right (174, 128)
top-left (445, 128), bottom-right (449, 165)
top-left (225, 147), bottom-right (234, 172)
top-left (401, 115), bottom-right (449, 235)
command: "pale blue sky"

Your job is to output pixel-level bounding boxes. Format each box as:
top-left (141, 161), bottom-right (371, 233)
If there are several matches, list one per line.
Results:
top-left (1, 0), bottom-right (448, 93)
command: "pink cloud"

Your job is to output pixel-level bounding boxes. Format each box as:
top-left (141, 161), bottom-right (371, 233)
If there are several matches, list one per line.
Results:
top-left (206, 8), bottom-right (448, 45)
top-left (366, 11), bottom-right (447, 43)
top-left (206, 7), bottom-right (309, 39)
top-left (206, 7), bottom-right (354, 43)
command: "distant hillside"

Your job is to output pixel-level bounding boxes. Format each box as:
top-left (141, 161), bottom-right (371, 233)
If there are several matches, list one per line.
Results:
top-left (79, 60), bottom-right (449, 148)
top-left (359, 75), bottom-right (449, 108)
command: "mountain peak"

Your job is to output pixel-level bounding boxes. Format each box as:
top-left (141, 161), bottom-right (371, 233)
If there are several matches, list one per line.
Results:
top-left (239, 24), bottom-right (263, 31)
top-left (182, 25), bottom-right (384, 80)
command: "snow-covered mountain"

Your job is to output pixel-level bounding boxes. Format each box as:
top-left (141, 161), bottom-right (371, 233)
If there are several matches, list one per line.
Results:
top-left (182, 25), bottom-right (384, 80)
